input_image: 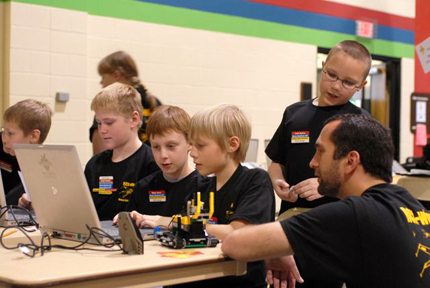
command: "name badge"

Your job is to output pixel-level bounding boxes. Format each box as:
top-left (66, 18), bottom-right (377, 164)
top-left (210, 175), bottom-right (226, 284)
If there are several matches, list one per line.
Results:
top-left (0, 160), bottom-right (13, 173)
top-left (149, 190), bottom-right (166, 202)
top-left (96, 176), bottom-right (114, 195)
top-left (291, 131), bottom-right (310, 143)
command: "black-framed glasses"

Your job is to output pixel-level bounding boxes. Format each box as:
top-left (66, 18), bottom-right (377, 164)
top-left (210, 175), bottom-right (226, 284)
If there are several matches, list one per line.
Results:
top-left (322, 69), bottom-right (362, 90)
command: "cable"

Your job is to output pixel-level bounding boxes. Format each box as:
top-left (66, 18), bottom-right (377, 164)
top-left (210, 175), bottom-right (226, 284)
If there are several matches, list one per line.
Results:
top-left (0, 224), bottom-right (127, 258)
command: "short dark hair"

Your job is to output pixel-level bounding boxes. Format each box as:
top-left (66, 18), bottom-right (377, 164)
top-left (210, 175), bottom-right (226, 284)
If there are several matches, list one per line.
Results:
top-left (325, 114), bottom-right (394, 183)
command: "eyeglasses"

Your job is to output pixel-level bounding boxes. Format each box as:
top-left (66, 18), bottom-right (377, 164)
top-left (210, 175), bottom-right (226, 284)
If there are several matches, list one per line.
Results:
top-left (322, 69), bottom-right (362, 90)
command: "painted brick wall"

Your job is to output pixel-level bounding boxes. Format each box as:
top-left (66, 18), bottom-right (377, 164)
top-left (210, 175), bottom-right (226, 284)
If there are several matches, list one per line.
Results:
top-left (5, 0), bottom-right (415, 168)
top-left (327, 0), bottom-right (415, 18)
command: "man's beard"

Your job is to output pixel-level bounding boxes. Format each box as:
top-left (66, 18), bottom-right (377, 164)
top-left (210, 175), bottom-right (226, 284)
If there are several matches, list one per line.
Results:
top-left (318, 161), bottom-right (341, 198)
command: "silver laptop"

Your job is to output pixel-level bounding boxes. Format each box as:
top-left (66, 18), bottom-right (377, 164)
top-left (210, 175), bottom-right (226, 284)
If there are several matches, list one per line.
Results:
top-left (13, 144), bottom-right (154, 244)
top-left (0, 173), bottom-right (36, 227)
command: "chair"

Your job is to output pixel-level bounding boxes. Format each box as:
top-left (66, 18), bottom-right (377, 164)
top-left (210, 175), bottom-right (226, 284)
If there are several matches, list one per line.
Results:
top-left (276, 207), bottom-right (311, 221)
top-left (396, 176), bottom-right (430, 209)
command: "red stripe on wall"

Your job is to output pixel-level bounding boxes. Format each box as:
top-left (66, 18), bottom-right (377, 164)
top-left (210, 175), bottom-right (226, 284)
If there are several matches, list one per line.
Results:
top-left (414, 0), bottom-right (430, 156)
top-left (248, 0), bottom-right (414, 31)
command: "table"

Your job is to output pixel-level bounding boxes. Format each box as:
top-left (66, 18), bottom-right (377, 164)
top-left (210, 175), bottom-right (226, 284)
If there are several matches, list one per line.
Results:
top-left (0, 230), bottom-right (246, 287)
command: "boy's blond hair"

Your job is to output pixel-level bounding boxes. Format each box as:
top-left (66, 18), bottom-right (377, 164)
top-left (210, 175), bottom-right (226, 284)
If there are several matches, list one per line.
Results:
top-left (326, 40), bottom-right (372, 80)
top-left (91, 83), bottom-right (143, 126)
top-left (3, 99), bottom-right (53, 144)
top-left (147, 105), bottom-right (191, 140)
top-left (190, 104), bottom-right (251, 162)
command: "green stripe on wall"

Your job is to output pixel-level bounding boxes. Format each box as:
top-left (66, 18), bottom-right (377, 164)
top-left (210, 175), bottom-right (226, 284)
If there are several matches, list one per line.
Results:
top-left (9, 0), bottom-right (414, 58)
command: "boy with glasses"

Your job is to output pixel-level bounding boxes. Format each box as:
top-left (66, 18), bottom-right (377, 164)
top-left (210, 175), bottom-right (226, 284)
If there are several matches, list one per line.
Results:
top-left (265, 40), bottom-right (371, 287)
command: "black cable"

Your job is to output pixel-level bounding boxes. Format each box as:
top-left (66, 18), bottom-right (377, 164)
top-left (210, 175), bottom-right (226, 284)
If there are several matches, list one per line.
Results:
top-left (0, 224), bottom-right (127, 257)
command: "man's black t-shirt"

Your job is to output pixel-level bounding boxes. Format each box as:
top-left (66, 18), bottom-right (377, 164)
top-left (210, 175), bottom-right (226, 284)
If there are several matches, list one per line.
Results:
top-left (265, 99), bottom-right (368, 213)
top-left (84, 144), bottom-right (159, 220)
top-left (281, 184), bottom-right (430, 287)
top-left (128, 170), bottom-right (207, 217)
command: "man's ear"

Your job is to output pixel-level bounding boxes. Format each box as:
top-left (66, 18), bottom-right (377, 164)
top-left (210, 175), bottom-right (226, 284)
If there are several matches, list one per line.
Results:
top-left (345, 151), bottom-right (360, 174)
top-left (30, 129), bottom-right (41, 144)
top-left (228, 136), bottom-right (240, 153)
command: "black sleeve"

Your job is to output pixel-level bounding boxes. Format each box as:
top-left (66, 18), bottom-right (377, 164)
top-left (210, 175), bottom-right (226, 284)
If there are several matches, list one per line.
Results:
top-left (265, 108), bottom-right (288, 164)
top-left (231, 170), bottom-right (275, 224)
top-left (280, 200), bottom-right (361, 280)
top-left (5, 183), bottom-right (24, 206)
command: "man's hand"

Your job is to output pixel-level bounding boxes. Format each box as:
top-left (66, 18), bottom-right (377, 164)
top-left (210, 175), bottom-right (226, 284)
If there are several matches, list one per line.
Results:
top-left (266, 256), bottom-right (304, 288)
top-left (274, 179), bottom-right (298, 203)
top-left (291, 178), bottom-right (322, 201)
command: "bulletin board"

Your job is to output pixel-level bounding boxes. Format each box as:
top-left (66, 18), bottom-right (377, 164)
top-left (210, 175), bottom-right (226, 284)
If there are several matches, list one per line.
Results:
top-left (410, 93), bottom-right (430, 133)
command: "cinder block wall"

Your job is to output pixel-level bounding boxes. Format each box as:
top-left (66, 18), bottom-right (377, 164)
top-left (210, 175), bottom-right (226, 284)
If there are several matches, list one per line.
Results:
top-left (5, 0), bottom-right (415, 168)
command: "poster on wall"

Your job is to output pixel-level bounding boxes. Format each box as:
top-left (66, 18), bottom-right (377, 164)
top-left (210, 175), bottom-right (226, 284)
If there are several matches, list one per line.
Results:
top-left (416, 37), bottom-right (430, 74)
top-left (410, 93), bottom-right (430, 133)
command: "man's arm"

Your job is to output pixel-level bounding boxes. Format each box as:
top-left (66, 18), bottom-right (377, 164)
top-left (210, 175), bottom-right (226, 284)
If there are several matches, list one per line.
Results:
top-left (221, 221), bottom-right (292, 262)
top-left (268, 162), bottom-right (298, 202)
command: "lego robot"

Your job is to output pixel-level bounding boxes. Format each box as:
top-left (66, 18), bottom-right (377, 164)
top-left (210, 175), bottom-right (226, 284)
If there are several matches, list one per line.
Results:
top-left (155, 192), bottom-right (219, 249)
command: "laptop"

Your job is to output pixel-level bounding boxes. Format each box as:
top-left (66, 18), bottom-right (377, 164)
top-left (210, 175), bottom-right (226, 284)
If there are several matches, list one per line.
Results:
top-left (0, 173), bottom-right (36, 227)
top-left (13, 144), bottom-right (154, 244)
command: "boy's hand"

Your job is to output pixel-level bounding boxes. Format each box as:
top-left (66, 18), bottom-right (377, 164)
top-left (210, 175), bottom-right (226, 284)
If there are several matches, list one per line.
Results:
top-left (18, 194), bottom-right (33, 211)
top-left (130, 211), bottom-right (161, 228)
top-left (266, 255), bottom-right (304, 288)
top-left (274, 179), bottom-right (298, 203)
top-left (291, 178), bottom-right (322, 201)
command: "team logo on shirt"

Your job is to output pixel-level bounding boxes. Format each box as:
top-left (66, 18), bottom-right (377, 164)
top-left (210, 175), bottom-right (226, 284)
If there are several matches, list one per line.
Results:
top-left (149, 190), bottom-right (166, 202)
top-left (225, 203), bottom-right (235, 220)
top-left (0, 160), bottom-right (13, 173)
top-left (400, 207), bottom-right (430, 278)
top-left (118, 181), bottom-right (135, 202)
top-left (291, 131), bottom-right (310, 144)
top-left (93, 176), bottom-right (116, 195)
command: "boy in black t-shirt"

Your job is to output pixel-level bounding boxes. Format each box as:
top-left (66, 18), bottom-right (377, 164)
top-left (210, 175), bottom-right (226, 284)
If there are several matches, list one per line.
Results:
top-left (84, 83), bottom-right (159, 221)
top-left (0, 99), bottom-right (53, 206)
top-left (113, 105), bottom-right (207, 228)
top-left (176, 104), bottom-right (275, 288)
top-left (266, 40), bottom-right (371, 216)
top-left (220, 114), bottom-right (430, 288)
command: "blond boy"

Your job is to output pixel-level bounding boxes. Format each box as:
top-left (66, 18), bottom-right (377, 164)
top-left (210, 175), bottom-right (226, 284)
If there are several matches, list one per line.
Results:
top-left (84, 83), bottom-right (158, 221)
top-left (176, 104), bottom-right (275, 288)
top-left (1, 99), bottom-right (52, 205)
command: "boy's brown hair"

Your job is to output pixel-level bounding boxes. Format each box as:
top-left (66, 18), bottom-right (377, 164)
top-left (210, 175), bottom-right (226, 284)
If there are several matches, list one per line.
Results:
top-left (147, 105), bottom-right (191, 140)
top-left (190, 104), bottom-right (251, 162)
top-left (3, 99), bottom-right (53, 144)
top-left (91, 83), bottom-right (143, 126)
top-left (326, 40), bottom-right (372, 79)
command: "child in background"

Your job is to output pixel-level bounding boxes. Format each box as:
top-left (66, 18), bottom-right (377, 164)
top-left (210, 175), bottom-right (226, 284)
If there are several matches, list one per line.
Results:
top-left (1, 99), bottom-right (53, 206)
top-left (85, 83), bottom-right (159, 221)
top-left (114, 105), bottom-right (208, 228)
top-left (175, 104), bottom-right (275, 288)
top-left (90, 51), bottom-right (162, 155)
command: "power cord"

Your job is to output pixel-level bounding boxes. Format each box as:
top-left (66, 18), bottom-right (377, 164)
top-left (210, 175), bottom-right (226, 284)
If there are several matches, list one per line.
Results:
top-left (0, 205), bottom-right (38, 230)
top-left (0, 224), bottom-right (128, 258)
